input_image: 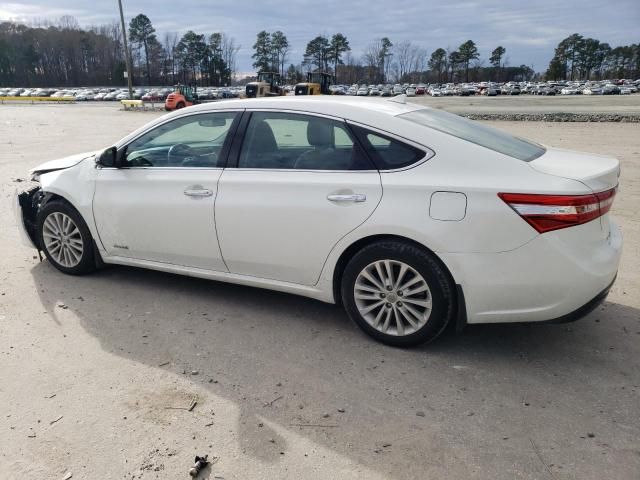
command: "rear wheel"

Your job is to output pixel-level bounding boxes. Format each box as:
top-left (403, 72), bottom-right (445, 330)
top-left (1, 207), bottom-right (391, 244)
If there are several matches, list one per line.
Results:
top-left (37, 200), bottom-right (96, 275)
top-left (176, 101), bottom-right (185, 109)
top-left (341, 241), bottom-right (454, 347)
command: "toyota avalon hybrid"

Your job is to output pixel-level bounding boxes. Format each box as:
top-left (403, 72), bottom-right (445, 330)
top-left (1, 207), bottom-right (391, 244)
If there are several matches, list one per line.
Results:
top-left (15, 96), bottom-right (622, 346)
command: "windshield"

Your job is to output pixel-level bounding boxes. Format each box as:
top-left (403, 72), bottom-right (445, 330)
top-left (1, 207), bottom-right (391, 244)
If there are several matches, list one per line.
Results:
top-left (399, 108), bottom-right (545, 162)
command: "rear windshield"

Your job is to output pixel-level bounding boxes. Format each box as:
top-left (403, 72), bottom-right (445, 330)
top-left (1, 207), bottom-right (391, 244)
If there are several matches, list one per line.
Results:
top-left (399, 108), bottom-right (545, 161)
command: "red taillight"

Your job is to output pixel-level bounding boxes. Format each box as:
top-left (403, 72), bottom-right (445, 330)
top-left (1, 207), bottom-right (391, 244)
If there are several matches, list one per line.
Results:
top-left (498, 187), bottom-right (617, 233)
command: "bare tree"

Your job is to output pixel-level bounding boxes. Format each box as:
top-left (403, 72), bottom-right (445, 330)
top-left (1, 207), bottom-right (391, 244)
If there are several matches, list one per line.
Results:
top-left (221, 33), bottom-right (240, 82)
top-left (395, 41), bottom-right (421, 81)
top-left (164, 32), bottom-right (178, 84)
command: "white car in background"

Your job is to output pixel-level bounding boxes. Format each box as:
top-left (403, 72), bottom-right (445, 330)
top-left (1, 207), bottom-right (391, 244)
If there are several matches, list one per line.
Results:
top-left (15, 96), bottom-right (622, 346)
top-left (583, 86), bottom-right (602, 95)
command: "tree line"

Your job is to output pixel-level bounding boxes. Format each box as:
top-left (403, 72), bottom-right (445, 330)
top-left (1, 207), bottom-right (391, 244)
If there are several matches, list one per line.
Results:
top-left (253, 33), bottom-right (637, 85)
top-left (0, 15), bottom-right (239, 87)
top-left (1, 16), bottom-right (638, 88)
top-left (278, 36), bottom-right (533, 85)
top-left (546, 34), bottom-right (639, 81)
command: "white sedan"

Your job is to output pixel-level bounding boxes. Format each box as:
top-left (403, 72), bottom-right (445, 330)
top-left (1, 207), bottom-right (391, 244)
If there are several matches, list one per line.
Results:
top-left (15, 96), bottom-right (622, 346)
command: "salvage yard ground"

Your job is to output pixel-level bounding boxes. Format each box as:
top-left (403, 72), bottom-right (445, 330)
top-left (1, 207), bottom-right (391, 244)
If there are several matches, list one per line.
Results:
top-left (0, 102), bottom-right (639, 479)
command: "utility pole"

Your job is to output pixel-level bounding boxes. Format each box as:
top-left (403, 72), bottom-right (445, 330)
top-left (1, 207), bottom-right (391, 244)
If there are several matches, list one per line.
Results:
top-left (117, 0), bottom-right (134, 99)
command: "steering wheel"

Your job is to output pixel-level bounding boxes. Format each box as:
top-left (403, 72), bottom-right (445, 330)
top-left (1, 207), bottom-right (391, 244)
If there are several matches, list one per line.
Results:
top-left (168, 143), bottom-right (196, 165)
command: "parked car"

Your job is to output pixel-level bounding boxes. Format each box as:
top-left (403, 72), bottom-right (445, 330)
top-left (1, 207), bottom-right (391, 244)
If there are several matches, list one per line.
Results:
top-left (602, 84), bottom-right (620, 95)
top-left (583, 86), bottom-right (602, 95)
top-left (16, 97), bottom-right (621, 347)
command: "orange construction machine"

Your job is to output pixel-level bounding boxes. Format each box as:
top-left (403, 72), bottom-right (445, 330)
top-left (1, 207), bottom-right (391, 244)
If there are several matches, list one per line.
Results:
top-left (165, 84), bottom-right (198, 111)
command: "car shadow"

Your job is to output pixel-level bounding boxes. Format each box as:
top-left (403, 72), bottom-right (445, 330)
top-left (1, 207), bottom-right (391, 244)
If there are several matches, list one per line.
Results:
top-left (31, 261), bottom-right (640, 478)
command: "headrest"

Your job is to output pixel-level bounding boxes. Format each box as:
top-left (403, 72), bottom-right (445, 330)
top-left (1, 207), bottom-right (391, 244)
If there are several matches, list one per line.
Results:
top-left (250, 120), bottom-right (278, 153)
top-left (307, 119), bottom-right (334, 147)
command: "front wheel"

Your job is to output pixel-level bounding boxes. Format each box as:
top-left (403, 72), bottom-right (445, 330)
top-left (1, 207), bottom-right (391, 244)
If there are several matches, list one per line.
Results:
top-left (37, 200), bottom-right (97, 275)
top-left (341, 241), bottom-right (455, 347)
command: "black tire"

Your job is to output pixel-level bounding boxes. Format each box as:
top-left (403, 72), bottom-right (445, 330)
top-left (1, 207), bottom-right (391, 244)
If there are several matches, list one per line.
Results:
top-left (176, 101), bottom-right (185, 109)
top-left (341, 240), bottom-right (455, 347)
top-left (37, 199), bottom-right (97, 275)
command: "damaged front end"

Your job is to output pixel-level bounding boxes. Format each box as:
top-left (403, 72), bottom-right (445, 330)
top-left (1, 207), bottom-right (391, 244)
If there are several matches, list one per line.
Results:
top-left (14, 185), bottom-right (45, 250)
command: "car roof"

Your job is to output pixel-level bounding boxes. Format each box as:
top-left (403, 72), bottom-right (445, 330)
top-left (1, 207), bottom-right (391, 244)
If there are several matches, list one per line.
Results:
top-left (186, 96), bottom-right (424, 122)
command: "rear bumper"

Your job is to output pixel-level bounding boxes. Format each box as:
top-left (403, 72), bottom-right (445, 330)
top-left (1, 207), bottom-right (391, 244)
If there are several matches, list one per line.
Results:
top-left (441, 217), bottom-right (622, 324)
top-left (543, 275), bottom-right (615, 324)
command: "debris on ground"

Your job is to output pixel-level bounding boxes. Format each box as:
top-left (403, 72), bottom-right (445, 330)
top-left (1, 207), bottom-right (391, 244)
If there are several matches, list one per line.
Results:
top-left (416, 411), bottom-right (425, 417)
top-left (263, 395), bottom-right (283, 407)
top-left (165, 396), bottom-right (198, 412)
top-left (50, 415), bottom-right (63, 425)
top-left (56, 302), bottom-right (68, 309)
top-left (188, 454), bottom-right (209, 477)
top-left (63, 472), bottom-right (72, 480)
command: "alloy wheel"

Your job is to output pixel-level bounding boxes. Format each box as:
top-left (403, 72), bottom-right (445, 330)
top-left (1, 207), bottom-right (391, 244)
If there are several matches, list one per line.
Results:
top-left (42, 212), bottom-right (84, 268)
top-left (353, 260), bottom-right (432, 336)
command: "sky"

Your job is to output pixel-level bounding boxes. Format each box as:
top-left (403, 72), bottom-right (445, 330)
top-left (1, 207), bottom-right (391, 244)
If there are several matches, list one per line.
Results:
top-left (1, 0), bottom-right (639, 74)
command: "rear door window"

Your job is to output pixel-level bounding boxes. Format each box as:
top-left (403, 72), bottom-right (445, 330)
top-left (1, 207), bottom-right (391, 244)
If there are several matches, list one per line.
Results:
top-left (237, 112), bottom-right (374, 170)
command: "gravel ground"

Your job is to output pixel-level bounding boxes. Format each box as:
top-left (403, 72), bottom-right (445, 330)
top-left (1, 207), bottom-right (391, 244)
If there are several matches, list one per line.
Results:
top-left (1, 103), bottom-right (639, 480)
top-left (409, 94), bottom-right (640, 121)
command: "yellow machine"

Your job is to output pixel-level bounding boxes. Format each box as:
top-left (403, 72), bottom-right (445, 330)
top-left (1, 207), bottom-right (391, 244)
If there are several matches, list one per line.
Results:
top-left (294, 72), bottom-right (334, 95)
top-left (245, 72), bottom-right (286, 98)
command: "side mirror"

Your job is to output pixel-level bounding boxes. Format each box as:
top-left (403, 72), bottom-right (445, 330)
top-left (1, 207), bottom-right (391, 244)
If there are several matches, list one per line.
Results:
top-left (97, 146), bottom-right (117, 167)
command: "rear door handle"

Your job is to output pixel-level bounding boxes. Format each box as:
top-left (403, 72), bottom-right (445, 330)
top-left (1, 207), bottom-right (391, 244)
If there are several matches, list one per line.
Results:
top-left (184, 188), bottom-right (213, 197)
top-left (327, 194), bottom-right (367, 203)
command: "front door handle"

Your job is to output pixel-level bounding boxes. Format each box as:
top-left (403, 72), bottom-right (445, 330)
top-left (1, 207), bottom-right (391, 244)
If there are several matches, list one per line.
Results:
top-left (184, 187), bottom-right (213, 197)
top-left (327, 193), bottom-right (367, 203)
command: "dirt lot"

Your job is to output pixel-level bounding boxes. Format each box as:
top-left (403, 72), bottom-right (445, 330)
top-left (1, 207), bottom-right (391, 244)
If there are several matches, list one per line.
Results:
top-left (1, 103), bottom-right (639, 480)
top-left (410, 92), bottom-right (640, 115)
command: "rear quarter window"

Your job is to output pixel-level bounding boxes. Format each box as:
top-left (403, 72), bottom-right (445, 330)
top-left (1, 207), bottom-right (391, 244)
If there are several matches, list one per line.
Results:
top-left (350, 125), bottom-right (426, 170)
top-left (399, 108), bottom-right (545, 162)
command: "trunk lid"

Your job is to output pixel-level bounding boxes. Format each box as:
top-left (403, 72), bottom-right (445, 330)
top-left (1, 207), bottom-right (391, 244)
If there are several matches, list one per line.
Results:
top-left (529, 147), bottom-right (620, 192)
